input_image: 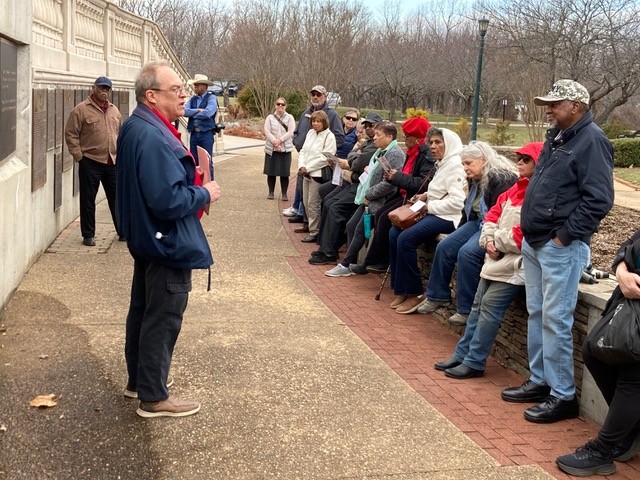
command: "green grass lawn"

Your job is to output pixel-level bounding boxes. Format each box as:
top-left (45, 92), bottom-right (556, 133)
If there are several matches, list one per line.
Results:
top-left (614, 167), bottom-right (640, 187)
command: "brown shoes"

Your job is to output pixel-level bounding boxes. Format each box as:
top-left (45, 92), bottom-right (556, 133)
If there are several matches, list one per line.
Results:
top-left (294, 225), bottom-right (309, 233)
top-left (396, 295), bottom-right (426, 314)
top-left (136, 396), bottom-right (201, 418)
top-left (390, 295), bottom-right (407, 309)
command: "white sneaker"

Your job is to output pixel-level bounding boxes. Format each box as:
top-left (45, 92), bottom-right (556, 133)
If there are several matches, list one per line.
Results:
top-left (325, 264), bottom-right (353, 277)
top-left (416, 299), bottom-right (451, 314)
top-left (282, 207), bottom-right (298, 217)
top-left (448, 313), bottom-right (469, 326)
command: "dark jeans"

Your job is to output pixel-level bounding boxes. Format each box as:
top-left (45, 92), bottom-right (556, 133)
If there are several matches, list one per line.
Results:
top-left (78, 157), bottom-right (118, 238)
top-left (125, 255), bottom-right (192, 402)
top-left (389, 215), bottom-right (455, 296)
top-left (364, 195), bottom-right (402, 267)
top-left (425, 220), bottom-right (485, 314)
top-left (583, 341), bottom-right (640, 455)
top-left (189, 129), bottom-right (215, 179)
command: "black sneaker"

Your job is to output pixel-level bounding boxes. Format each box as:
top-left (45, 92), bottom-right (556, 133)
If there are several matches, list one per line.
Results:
top-left (613, 422), bottom-right (640, 462)
top-left (349, 264), bottom-right (368, 275)
top-left (366, 264), bottom-right (388, 274)
top-left (556, 441), bottom-right (616, 476)
top-left (308, 253), bottom-right (337, 265)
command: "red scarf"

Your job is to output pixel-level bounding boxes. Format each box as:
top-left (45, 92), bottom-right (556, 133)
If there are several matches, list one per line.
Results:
top-left (149, 107), bottom-right (206, 217)
top-left (400, 138), bottom-right (426, 197)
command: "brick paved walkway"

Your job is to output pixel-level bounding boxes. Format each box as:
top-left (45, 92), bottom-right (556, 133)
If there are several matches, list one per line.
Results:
top-left (278, 198), bottom-right (640, 480)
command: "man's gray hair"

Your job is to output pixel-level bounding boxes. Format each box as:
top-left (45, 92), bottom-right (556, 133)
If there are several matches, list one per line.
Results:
top-left (135, 60), bottom-right (171, 103)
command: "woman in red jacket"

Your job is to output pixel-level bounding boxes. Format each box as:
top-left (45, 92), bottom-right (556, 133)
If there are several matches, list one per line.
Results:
top-left (433, 142), bottom-right (543, 379)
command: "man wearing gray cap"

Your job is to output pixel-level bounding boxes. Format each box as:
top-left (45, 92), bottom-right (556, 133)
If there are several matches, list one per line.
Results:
top-left (65, 76), bottom-right (123, 246)
top-left (288, 85), bottom-right (345, 227)
top-left (501, 79), bottom-right (614, 424)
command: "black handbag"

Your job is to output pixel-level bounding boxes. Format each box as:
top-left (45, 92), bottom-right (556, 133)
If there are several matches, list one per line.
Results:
top-left (585, 243), bottom-right (640, 365)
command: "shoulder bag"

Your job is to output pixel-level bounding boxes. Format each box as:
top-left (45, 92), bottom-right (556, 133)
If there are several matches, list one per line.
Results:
top-left (388, 168), bottom-right (435, 230)
top-left (585, 243), bottom-right (640, 364)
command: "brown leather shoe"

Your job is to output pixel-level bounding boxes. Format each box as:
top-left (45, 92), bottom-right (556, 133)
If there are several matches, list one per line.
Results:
top-left (136, 395), bottom-right (200, 418)
top-left (390, 295), bottom-right (407, 309)
top-left (396, 295), bottom-right (426, 314)
top-left (294, 225), bottom-right (309, 233)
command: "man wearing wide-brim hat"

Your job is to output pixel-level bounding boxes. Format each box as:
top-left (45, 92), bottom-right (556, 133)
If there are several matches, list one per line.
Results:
top-left (184, 74), bottom-right (218, 178)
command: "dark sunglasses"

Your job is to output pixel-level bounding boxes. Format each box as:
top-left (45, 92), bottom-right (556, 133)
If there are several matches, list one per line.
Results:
top-left (345, 116), bottom-right (358, 121)
top-left (517, 155), bottom-right (533, 164)
top-left (310, 92), bottom-right (323, 98)
top-left (275, 102), bottom-right (286, 106)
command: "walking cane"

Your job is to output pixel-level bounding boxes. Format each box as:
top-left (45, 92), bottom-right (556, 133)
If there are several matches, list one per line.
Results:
top-left (375, 266), bottom-right (391, 301)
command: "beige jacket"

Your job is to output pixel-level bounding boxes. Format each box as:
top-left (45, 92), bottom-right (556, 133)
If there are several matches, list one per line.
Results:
top-left (65, 97), bottom-right (122, 164)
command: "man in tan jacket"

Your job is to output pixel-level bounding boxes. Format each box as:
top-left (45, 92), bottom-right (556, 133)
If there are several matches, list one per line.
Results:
top-left (65, 76), bottom-right (123, 246)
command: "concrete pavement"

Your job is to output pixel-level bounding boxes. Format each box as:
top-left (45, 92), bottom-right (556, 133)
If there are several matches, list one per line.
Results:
top-left (0, 136), bottom-right (554, 479)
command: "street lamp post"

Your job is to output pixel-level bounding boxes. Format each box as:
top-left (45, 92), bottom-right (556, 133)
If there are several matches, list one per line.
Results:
top-left (470, 18), bottom-right (489, 141)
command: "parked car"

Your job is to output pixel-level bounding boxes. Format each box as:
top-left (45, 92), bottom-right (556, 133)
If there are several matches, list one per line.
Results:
top-left (617, 130), bottom-right (640, 138)
top-left (327, 91), bottom-right (342, 108)
top-left (207, 85), bottom-right (223, 96)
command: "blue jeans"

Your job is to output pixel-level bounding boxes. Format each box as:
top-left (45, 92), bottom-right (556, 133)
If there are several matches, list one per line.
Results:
top-left (522, 238), bottom-right (589, 400)
top-left (425, 220), bottom-right (484, 314)
top-left (292, 173), bottom-right (305, 216)
top-left (189, 130), bottom-right (215, 179)
top-left (389, 215), bottom-right (455, 296)
top-left (453, 278), bottom-right (523, 370)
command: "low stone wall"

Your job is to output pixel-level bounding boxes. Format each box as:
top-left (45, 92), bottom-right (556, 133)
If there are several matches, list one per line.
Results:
top-left (416, 242), bottom-right (615, 424)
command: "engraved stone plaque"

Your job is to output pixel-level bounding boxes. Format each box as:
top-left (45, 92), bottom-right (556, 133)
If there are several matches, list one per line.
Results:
top-left (54, 152), bottom-right (62, 211)
top-left (32, 89), bottom-right (47, 191)
top-left (55, 89), bottom-right (63, 148)
top-left (75, 89), bottom-right (84, 106)
top-left (62, 90), bottom-right (75, 171)
top-left (112, 90), bottom-right (119, 110)
top-left (73, 158), bottom-right (79, 196)
top-left (119, 91), bottom-right (130, 118)
top-left (0, 38), bottom-right (18, 162)
top-left (47, 90), bottom-right (55, 150)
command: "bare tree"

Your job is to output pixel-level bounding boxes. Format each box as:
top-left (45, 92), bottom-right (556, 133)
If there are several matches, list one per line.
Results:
top-left (483, 0), bottom-right (640, 124)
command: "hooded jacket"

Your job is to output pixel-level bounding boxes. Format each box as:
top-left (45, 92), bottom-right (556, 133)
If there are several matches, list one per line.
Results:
top-left (426, 128), bottom-right (467, 227)
top-left (520, 111), bottom-right (614, 247)
top-left (479, 176), bottom-right (530, 285)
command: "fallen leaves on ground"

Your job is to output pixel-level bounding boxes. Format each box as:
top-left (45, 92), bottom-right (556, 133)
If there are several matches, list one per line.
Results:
top-left (29, 394), bottom-right (58, 408)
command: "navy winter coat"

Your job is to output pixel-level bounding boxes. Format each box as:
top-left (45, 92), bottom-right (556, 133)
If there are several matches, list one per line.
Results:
top-left (116, 104), bottom-right (213, 269)
top-left (521, 111), bottom-right (614, 247)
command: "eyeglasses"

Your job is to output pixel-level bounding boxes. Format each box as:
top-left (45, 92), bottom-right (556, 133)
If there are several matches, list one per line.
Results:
top-left (517, 155), bottom-right (533, 164)
top-left (275, 102), bottom-right (286, 106)
top-left (150, 86), bottom-right (186, 96)
top-left (310, 92), bottom-right (324, 98)
top-left (345, 116), bottom-right (358, 121)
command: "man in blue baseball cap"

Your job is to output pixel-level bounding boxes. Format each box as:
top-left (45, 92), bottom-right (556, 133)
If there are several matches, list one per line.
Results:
top-left (65, 75), bottom-right (123, 246)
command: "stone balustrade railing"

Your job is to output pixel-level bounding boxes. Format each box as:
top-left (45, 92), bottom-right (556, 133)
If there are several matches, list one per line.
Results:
top-left (32, 0), bottom-right (190, 88)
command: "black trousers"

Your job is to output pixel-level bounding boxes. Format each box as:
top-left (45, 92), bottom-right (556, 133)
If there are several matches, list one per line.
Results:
top-left (583, 341), bottom-right (640, 454)
top-left (364, 195), bottom-right (402, 267)
top-left (124, 255), bottom-right (192, 402)
top-left (78, 157), bottom-right (119, 238)
top-left (316, 183), bottom-right (358, 258)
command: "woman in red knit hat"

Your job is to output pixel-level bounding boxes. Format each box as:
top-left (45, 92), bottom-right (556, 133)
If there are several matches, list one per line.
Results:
top-left (349, 116), bottom-right (436, 275)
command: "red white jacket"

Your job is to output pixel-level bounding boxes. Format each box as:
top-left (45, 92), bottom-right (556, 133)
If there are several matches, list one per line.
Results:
top-left (478, 176), bottom-right (529, 285)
